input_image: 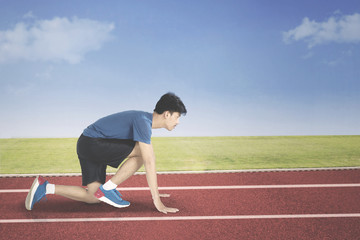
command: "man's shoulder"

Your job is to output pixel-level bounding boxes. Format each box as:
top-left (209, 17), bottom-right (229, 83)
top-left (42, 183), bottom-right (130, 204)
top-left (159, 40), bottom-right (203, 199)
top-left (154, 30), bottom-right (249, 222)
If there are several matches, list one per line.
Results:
top-left (107, 110), bottom-right (149, 119)
top-left (110, 111), bottom-right (152, 126)
top-left (128, 111), bottom-right (152, 121)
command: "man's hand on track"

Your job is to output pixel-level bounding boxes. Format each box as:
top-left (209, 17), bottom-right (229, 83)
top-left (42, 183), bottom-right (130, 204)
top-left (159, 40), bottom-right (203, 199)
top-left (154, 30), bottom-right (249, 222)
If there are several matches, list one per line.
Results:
top-left (153, 196), bottom-right (179, 214)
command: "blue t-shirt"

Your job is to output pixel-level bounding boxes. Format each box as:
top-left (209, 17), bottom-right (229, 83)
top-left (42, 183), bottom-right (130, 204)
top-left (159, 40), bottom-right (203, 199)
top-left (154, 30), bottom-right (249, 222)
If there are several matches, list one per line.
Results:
top-left (83, 111), bottom-right (153, 144)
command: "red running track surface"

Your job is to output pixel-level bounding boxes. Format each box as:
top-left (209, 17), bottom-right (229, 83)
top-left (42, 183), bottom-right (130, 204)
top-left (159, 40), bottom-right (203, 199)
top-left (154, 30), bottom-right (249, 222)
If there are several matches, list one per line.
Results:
top-left (1, 169), bottom-right (360, 239)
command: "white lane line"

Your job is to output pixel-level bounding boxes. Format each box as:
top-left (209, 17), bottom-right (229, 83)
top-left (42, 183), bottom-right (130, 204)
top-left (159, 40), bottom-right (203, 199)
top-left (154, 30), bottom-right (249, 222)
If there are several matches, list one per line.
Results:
top-left (1, 166), bottom-right (360, 178)
top-left (1, 213), bottom-right (360, 223)
top-left (1, 183), bottom-right (360, 193)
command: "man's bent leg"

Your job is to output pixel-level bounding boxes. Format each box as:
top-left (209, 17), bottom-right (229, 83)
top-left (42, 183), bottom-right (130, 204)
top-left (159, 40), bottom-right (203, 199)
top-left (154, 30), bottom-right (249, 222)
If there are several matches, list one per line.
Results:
top-left (93, 157), bottom-right (140, 208)
top-left (55, 181), bottom-right (101, 204)
top-left (93, 142), bottom-right (142, 208)
top-left (110, 156), bottom-right (143, 186)
top-left (110, 142), bottom-right (143, 186)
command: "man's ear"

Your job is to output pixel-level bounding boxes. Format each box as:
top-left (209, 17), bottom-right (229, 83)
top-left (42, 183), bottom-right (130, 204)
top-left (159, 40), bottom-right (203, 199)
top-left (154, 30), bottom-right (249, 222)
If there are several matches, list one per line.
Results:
top-left (163, 111), bottom-right (170, 119)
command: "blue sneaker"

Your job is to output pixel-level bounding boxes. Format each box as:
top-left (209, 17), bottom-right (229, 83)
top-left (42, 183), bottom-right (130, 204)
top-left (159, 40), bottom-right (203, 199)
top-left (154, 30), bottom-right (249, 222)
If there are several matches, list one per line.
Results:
top-left (94, 185), bottom-right (130, 208)
top-left (25, 176), bottom-right (48, 210)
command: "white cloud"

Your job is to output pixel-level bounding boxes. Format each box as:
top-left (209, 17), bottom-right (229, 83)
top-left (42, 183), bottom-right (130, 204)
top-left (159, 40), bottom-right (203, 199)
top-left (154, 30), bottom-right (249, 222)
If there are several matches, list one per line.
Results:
top-left (0, 17), bottom-right (115, 64)
top-left (283, 13), bottom-right (360, 48)
top-left (23, 11), bottom-right (36, 19)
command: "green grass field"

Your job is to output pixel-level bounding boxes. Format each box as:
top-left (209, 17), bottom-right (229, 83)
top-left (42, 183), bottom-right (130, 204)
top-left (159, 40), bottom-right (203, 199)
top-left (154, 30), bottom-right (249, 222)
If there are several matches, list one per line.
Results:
top-left (0, 135), bottom-right (359, 174)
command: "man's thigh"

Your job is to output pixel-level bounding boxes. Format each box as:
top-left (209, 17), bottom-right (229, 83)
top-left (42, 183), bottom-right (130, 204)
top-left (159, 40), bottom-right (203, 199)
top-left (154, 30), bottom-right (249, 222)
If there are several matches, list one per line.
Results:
top-left (127, 142), bottom-right (142, 158)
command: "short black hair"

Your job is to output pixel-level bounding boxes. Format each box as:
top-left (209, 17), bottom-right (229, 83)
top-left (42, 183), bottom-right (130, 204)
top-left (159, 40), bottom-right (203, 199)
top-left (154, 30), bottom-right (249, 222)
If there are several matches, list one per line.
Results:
top-left (154, 92), bottom-right (187, 116)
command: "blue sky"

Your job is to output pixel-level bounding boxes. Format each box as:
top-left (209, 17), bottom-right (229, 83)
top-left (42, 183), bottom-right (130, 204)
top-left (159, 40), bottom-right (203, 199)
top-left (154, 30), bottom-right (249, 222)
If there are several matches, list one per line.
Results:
top-left (0, 0), bottom-right (359, 138)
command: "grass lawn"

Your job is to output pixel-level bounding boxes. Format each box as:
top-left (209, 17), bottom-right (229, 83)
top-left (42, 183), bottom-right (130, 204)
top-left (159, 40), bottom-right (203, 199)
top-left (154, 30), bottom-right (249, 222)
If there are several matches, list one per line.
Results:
top-left (0, 135), bottom-right (359, 174)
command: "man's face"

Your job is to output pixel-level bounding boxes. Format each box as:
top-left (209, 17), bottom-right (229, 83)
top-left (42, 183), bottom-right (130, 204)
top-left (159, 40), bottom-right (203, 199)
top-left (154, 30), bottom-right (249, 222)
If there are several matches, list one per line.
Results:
top-left (165, 111), bottom-right (181, 131)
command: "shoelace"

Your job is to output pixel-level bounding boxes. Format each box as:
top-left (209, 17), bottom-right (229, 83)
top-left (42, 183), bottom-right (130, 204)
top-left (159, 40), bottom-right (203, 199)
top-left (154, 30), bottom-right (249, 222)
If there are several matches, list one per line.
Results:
top-left (113, 189), bottom-right (123, 199)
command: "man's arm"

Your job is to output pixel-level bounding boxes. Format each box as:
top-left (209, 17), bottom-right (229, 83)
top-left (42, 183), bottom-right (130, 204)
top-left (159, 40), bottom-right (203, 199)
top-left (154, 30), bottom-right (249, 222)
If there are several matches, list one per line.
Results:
top-left (138, 141), bottom-right (179, 214)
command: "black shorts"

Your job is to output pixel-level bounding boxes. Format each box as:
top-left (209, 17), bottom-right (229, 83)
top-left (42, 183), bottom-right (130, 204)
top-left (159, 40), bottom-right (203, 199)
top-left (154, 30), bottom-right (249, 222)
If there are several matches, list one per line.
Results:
top-left (77, 134), bottom-right (136, 186)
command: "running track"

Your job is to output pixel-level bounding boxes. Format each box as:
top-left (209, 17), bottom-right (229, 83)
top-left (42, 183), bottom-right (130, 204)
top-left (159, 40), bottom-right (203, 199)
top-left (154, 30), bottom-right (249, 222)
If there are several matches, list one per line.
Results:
top-left (1, 169), bottom-right (360, 239)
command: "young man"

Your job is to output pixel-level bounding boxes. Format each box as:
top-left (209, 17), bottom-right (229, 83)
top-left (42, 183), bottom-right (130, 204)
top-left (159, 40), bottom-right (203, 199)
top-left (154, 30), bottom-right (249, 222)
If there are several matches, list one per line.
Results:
top-left (25, 92), bottom-right (187, 214)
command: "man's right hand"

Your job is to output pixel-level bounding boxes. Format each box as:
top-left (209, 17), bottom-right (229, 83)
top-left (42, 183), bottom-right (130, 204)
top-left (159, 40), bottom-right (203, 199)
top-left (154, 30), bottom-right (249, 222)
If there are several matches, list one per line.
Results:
top-left (153, 197), bottom-right (179, 214)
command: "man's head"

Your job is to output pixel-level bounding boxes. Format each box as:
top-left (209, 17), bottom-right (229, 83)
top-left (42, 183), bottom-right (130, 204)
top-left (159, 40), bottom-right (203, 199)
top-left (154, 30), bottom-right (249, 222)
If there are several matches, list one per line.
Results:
top-left (154, 92), bottom-right (187, 131)
top-left (154, 92), bottom-right (187, 116)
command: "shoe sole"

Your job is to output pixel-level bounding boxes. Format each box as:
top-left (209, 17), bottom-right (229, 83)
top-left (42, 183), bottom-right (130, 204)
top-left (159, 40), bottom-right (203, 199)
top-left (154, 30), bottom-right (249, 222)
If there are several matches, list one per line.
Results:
top-left (25, 176), bottom-right (40, 211)
top-left (98, 196), bottom-right (130, 208)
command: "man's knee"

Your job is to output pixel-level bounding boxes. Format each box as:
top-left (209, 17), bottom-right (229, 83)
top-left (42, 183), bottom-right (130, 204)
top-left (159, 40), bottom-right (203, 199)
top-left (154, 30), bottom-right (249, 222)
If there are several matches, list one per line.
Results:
top-left (128, 142), bottom-right (142, 158)
top-left (85, 182), bottom-right (101, 204)
top-left (85, 188), bottom-right (101, 204)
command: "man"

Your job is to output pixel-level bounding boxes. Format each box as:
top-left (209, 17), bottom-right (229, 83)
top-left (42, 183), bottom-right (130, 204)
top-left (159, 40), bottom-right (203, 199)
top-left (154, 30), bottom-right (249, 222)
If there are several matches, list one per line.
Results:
top-left (25, 92), bottom-right (187, 214)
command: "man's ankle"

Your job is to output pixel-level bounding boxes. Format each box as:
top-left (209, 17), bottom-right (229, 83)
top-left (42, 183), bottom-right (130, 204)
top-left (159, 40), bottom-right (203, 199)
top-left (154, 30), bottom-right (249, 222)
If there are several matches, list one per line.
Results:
top-left (102, 180), bottom-right (117, 190)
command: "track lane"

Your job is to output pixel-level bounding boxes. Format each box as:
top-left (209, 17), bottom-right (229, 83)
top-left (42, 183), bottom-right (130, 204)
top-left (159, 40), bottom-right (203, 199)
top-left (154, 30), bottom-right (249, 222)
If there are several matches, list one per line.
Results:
top-left (1, 187), bottom-right (360, 219)
top-left (1, 169), bottom-right (360, 189)
top-left (1, 170), bottom-right (360, 240)
top-left (1, 216), bottom-right (360, 239)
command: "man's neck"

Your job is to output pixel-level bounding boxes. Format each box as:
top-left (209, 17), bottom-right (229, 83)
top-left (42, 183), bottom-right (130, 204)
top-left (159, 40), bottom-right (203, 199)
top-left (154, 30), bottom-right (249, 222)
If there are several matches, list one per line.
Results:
top-left (152, 112), bottom-right (164, 129)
